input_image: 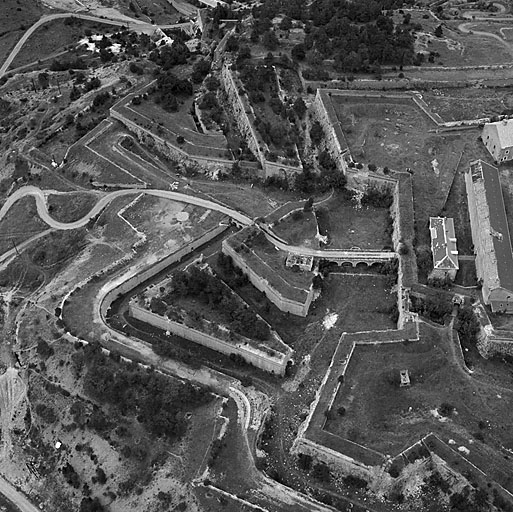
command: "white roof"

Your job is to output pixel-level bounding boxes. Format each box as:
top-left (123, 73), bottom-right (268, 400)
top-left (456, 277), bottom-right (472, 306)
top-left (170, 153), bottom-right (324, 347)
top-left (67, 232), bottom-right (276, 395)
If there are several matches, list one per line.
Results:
top-left (429, 217), bottom-right (459, 270)
top-left (485, 119), bottom-right (513, 149)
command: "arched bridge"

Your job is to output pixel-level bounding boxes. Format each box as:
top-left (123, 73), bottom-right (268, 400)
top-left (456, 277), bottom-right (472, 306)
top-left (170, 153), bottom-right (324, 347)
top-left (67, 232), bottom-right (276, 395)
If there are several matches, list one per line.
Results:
top-left (260, 226), bottom-right (397, 266)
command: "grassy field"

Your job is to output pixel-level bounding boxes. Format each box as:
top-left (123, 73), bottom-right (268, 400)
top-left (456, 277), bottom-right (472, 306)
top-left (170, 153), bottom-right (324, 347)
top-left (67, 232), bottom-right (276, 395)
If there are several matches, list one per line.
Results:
top-left (315, 274), bottom-right (396, 333)
top-left (440, 169), bottom-right (474, 255)
top-left (244, 231), bottom-right (313, 297)
top-left (47, 191), bottom-right (99, 223)
top-left (498, 166), bottom-right (513, 248)
top-left (66, 142), bottom-right (146, 187)
top-left (0, 0), bottom-right (46, 67)
top-left (272, 210), bottom-right (317, 247)
top-left (9, 18), bottom-right (112, 70)
top-left (429, 29), bottom-right (512, 67)
top-left (454, 259), bottom-right (477, 287)
top-left (320, 193), bottom-right (392, 250)
top-left (193, 180), bottom-right (306, 219)
top-left (324, 325), bottom-right (513, 473)
top-left (331, 95), bottom-right (489, 248)
top-left (0, 196), bottom-right (49, 256)
top-left (116, 0), bottom-right (180, 24)
top-left (422, 87), bottom-right (513, 122)
top-left (393, 9), bottom-right (513, 67)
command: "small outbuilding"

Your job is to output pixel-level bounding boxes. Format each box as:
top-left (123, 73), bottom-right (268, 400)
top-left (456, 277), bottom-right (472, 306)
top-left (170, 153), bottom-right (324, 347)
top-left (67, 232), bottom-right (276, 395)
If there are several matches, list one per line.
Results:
top-left (429, 217), bottom-right (459, 281)
top-left (482, 119), bottom-right (513, 163)
top-left (400, 369), bottom-right (410, 387)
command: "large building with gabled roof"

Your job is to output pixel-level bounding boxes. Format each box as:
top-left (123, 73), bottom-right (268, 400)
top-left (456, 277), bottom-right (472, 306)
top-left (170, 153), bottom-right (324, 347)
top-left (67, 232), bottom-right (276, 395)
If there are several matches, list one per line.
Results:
top-left (482, 119), bottom-right (513, 163)
top-left (429, 217), bottom-right (459, 281)
top-left (465, 160), bottom-right (513, 313)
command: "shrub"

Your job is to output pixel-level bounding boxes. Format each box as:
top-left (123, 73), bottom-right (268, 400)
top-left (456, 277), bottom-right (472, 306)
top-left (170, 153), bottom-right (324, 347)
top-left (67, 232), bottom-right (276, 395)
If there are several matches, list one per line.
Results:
top-left (312, 462), bottom-right (330, 482)
top-left (439, 402), bottom-right (455, 417)
top-left (343, 474), bottom-right (368, 489)
top-left (298, 453), bottom-right (312, 471)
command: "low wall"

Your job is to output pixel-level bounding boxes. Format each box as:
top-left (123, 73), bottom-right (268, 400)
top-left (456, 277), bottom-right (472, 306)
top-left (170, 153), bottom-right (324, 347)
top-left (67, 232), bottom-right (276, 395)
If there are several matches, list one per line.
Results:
top-left (110, 109), bottom-right (234, 173)
top-left (294, 437), bottom-right (373, 479)
top-left (222, 239), bottom-right (314, 317)
top-left (129, 303), bottom-right (291, 375)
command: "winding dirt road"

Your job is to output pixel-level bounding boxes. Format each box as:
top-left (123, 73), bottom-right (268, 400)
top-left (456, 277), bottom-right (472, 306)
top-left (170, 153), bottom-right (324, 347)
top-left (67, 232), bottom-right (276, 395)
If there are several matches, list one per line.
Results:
top-left (0, 186), bottom-right (252, 229)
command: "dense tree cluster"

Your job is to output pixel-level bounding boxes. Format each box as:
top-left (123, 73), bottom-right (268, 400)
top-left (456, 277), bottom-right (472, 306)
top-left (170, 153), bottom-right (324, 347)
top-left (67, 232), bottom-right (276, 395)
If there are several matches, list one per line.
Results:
top-left (361, 186), bottom-right (394, 208)
top-left (50, 57), bottom-right (88, 71)
top-left (455, 306), bottom-right (480, 347)
top-left (82, 342), bottom-right (212, 440)
top-left (164, 265), bottom-right (270, 341)
top-left (191, 58), bottom-right (211, 83)
top-left (295, 166), bottom-right (347, 193)
top-left (153, 71), bottom-right (193, 112)
top-left (251, 0), bottom-right (417, 71)
top-left (149, 41), bottom-right (190, 69)
top-left (410, 292), bottom-right (452, 324)
top-left (237, 62), bottom-right (301, 155)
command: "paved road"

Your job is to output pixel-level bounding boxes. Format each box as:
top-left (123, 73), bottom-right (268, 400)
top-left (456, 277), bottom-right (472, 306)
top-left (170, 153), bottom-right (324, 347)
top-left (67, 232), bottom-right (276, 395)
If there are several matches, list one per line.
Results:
top-left (0, 13), bottom-right (193, 77)
top-left (0, 475), bottom-right (39, 512)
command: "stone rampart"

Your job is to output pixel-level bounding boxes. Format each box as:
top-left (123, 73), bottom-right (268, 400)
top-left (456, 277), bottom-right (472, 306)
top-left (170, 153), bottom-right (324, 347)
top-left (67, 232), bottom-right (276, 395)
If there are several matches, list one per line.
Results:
top-left (221, 63), bottom-right (265, 165)
top-left (472, 303), bottom-right (513, 358)
top-left (222, 239), bottom-right (314, 317)
top-left (129, 303), bottom-right (291, 375)
top-left (221, 63), bottom-right (302, 178)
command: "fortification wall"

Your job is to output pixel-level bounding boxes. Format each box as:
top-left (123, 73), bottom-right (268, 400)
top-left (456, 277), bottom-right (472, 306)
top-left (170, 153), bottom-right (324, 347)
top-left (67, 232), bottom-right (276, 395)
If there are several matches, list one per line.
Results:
top-left (222, 240), bottom-right (314, 317)
top-left (294, 438), bottom-right (373, 478)
top-left (129, 303), bottom-right (291, 375)
top-left (478, 331), bottom-right (513, 358)
top-left (311, 91), bottom-right (349, 175)
top-left (100, 224), bottom-right (227, 319)
top-left (221, 63), bottom-right (265, 165)
top-left (111, 109), bottom-right (233, 173)
top-left (221, 64), bottom-right (303, 178)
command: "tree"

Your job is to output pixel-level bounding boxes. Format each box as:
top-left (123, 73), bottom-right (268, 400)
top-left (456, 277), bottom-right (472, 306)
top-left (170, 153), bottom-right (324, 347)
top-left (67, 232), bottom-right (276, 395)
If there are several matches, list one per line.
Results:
top-left (37, 339), bottom-right (54, 359)
top-left (312, 462), bottom-right (330, 482)
top-left (205, 75), bottom-right (220, 91)
top-left (225, 35), bottom-right (239, 52)
top-left (80, 497), bottom-right (106, 512)
top-left (279, 16), bottom-right (293, 31)
top-left (129, 62), bottom-right (144, 75)
top-left (298, 453), bottom-right (312, 471)
top-left (293, 97), bottom-right (306, 117)
top-left (291, 43), bottom-right (306, 61)
top-left (262, 30), bottom-right (279, 51)
top-left (191, 58), bottom-right (210, 83)
top-left (310, 121), bottom-right (324, 145)
top-left (38, 72), bottom-right (49, 90)
top-left (434, 25), bottom-right (443, 37)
